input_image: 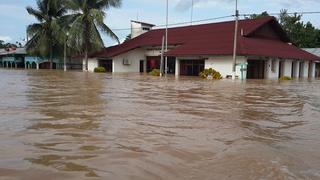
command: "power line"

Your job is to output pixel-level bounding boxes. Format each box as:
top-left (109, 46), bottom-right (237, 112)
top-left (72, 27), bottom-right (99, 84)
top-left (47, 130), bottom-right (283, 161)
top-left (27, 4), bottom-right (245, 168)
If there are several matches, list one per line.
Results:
top-left (110, 11), bottom-right (320, 32)
top-left (111, 15), bottom-right (233, 31)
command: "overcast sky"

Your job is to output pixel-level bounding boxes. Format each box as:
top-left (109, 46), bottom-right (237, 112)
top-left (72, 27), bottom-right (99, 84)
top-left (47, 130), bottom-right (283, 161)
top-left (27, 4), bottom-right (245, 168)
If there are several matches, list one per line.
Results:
top-left (0, 0), bottom-right (319, 47)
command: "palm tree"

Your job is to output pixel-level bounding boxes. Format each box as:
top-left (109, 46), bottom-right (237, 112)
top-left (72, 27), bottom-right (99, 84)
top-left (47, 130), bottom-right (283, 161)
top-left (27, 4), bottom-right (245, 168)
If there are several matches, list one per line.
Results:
top-left (65, 0), bottom-right (121, 71)
top-left (26, 0), bottom-right (66, 69)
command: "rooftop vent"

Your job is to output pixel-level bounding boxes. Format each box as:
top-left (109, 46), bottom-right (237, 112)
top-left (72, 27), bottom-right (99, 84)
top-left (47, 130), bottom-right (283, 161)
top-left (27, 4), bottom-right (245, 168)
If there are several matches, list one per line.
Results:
top-left (131, 20), bottom-right (155, 39)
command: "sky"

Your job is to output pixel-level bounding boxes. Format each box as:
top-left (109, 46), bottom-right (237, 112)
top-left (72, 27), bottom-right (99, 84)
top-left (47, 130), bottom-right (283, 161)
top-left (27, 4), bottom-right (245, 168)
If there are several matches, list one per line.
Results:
top-left (0, 0), bottom-right (319, 47)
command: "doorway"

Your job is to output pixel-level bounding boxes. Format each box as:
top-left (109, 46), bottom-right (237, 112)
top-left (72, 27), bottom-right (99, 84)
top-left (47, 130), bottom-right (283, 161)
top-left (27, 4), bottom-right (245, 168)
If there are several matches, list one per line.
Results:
top-left (299, 62), bottom-right (304, 78)
top-left (278, 60), bottom-right (284, 78)
top-left (247, 59), bottom-right (265, 79)
top-left (140, 60), bottom-right (144, 73)
top-left (98, 59), bottom-right (112, 72)
top-left (180, 60), bottom-right (205, 76)
top-left (315, 63), bottom-right (320, 78)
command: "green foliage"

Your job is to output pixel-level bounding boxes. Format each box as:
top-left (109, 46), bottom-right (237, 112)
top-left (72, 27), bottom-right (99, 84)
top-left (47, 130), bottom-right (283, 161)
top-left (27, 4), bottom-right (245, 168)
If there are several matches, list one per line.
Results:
top-left (148, 69), bottom-right (161, 76)
top-left (25, 0), bottom-right (66, 69)
top-left (199, 68), bottom-right (222, 80)
top-left (279, 76), bottom-right (293, 80)
top-left (0, 40), bottom-right (18, 49)
top-left (250, 10), bottom-right (320, 48)
top-left (247, 11), bottom-right (269, 19)
top-left (124, 34), bottom-right (131, 42)
top-left (94, 67), bottom-right (106, 73)
top-left (63, 0), bottom-right (122, 71)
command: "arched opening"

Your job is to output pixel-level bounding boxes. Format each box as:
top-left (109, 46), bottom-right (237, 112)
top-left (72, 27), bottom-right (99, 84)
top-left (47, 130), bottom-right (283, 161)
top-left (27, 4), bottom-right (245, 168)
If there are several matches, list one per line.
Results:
top-left (39, 62), bottom-right (56, 69)
top-left (31, 62), bottom-right (37, 69)
top-left (0, 61), bottom-right (3, 68)
top-left (25, 62), bottom-right (30, 69)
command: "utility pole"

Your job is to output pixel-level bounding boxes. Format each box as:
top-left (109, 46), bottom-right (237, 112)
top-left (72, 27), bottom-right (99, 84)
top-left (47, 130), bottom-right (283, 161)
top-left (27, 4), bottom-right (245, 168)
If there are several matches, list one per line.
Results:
top-left (160, 36), bottom-right (165, 77)
top-left (165, 0), bottom-right (169, 75)
top-left (232, 0), bottom-right (239, 80)
top-left (64, 32), bottom-right (69, 72)
top-left (191, 0), bottom-right (194, 25)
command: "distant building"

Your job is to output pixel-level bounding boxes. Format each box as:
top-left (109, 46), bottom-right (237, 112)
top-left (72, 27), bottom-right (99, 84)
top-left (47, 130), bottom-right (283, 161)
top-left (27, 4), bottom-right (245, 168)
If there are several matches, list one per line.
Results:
top-left (0, 47), bottom-right (80, 70)
top-left (303, 48), bottom-right (320, 77)
top-left (85, 16), bottom-right (320, 79)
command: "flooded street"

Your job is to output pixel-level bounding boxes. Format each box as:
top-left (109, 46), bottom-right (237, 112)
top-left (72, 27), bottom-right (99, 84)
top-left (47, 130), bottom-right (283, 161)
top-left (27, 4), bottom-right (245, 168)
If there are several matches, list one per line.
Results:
top-left (0, 69), bottom-right (320, 180)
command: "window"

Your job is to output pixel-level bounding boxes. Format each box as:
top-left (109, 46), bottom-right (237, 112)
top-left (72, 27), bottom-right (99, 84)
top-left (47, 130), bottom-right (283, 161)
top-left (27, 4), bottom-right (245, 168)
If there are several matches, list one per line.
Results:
top-left (142, 27), bottom-right (150, 31)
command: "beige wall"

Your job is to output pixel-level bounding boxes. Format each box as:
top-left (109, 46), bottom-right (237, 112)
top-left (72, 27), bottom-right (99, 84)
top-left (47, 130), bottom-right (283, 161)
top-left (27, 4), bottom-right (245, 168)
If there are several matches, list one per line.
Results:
top-left (112, 49), bottom-right (146, 73)
top-left (205, 56), bottom-right (247, 79)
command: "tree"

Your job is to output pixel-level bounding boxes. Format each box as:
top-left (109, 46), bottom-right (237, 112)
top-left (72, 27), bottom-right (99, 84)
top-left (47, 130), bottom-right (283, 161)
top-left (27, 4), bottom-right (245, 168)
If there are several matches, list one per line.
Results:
top-left (64, 0), bottom-right (121, 71)
top-left (279, 9), bottom-right (320, 48)
top-left (248, 11), bottom-right (269, 19)
top-left (26, 0), bottom-right (66, 69)
top-left (0, 40), bottom-right (18, 49)
top-left (124, 34), bottom-right (131, 42)
top-left (249, 10), bottom-right (320, 48)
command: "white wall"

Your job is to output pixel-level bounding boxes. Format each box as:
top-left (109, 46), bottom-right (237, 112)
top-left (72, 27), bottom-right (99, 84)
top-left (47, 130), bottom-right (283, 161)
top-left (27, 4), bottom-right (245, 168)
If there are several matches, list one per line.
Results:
top-left (303, 61), bottom-right (309, 78)
top-left (292, 61), bottom-right (300, 78)
top-left (113, 49), bottom-right (146, 73)
top-left (205, 56), bottom-right (247, 79)
top-left (265, 58), bottom-right (279, 79)
top-left (309, 62), bottom-right (316, 78)
top-left (283, 59), bottom-right (293, 77)
top-left (83, 58), bottom-right (98, 72)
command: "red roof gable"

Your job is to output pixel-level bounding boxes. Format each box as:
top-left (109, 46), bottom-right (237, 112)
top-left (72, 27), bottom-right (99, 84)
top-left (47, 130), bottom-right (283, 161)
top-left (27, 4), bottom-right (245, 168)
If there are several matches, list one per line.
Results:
top-left (93, 16), bottom-right (320, 61)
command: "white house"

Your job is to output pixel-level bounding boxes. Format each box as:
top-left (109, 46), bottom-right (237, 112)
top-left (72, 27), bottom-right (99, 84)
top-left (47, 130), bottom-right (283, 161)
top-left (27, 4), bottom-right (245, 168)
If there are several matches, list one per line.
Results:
top-left (83, 17), bottom-right (320, 79)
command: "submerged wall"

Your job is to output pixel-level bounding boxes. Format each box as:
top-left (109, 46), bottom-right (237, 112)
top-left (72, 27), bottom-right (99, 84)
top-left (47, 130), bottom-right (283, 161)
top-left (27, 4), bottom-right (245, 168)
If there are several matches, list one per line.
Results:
top-left (205, 56), bottom-right (247, 79)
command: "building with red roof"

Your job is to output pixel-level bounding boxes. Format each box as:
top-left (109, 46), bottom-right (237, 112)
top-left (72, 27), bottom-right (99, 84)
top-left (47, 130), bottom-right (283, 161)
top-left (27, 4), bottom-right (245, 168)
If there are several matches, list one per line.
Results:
top-left (84, 16), bottom-right (320, 79)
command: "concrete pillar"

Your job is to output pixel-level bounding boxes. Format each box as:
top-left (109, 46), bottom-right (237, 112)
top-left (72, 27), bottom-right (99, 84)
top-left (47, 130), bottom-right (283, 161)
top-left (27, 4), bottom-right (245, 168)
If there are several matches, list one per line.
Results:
top-left (15, 63), bottom-right (17, 69)
top-left (36, 63), bottom-right (39, 70)
top-left (283, 59), bottom-right (292, 77)
top-left (309, 61), bottom-right (316, 78)
top-left (292, 61), bottom-right (299, 78)
top-left (265, 58), bottom-right (279, 79)
top-left (303, 61), bottom-right (309, 78)
top-left (175, 58), bottom-right (180, 76)
top-left (143, 60), bottom-right (147, 73)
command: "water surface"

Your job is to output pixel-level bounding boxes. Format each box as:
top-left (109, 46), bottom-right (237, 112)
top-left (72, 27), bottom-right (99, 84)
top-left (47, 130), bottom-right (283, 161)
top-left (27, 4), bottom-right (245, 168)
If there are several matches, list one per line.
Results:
top-left (0, 69), bottom-right (320, 180)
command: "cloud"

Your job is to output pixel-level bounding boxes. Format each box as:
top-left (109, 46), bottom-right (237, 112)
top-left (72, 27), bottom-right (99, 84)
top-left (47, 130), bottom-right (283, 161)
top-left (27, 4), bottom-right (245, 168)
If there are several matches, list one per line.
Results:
top-left (0, 36), bottom-right (12, 42)
top-left (175, 0), bottom-right (234, 12)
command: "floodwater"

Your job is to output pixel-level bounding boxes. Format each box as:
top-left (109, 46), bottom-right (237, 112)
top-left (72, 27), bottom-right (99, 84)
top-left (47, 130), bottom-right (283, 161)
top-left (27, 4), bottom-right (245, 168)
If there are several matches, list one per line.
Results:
top-left (0, 69), bottom-right (320, 180)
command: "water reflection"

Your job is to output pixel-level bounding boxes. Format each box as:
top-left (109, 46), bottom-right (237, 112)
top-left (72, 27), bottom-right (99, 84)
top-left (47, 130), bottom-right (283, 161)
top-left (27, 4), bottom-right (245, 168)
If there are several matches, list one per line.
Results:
top-left (24, 71), bottom-right (108, 177)
top-left (1, 69), bottom-right (320, 179)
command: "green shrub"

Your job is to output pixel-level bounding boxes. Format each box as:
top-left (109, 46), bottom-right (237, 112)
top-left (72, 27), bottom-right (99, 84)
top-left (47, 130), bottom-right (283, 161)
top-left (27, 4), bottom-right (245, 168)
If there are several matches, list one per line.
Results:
top-left (94, 67), bottom-right (106, 73)
top-left (199, 68), bottom-right (222, 80)
top-left (149, 69), bottom-right (161, 76)
top-left (279, 76), bottom-right (292, 80)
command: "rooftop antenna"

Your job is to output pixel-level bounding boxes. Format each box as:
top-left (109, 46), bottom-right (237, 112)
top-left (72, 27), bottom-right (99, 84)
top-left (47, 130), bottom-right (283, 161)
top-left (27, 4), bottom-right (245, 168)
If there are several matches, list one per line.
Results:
top-left (136, 12), bottom-right (139, 21)
top-left (191, 0), bottom-right (194, 25)
top-left (232, 0), bottom-right (239, 80)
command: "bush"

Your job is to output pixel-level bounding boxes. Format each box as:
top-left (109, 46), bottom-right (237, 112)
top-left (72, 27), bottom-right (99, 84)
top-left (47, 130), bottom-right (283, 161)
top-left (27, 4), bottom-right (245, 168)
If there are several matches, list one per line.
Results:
top-left (94, 67), bottom-right (106, 73)
top-left (279, 76), bottom-right (292, 80)
top-left (149, 69), bottom-right (161, 76)
top-left (199, 68), bottom-right (222, 80)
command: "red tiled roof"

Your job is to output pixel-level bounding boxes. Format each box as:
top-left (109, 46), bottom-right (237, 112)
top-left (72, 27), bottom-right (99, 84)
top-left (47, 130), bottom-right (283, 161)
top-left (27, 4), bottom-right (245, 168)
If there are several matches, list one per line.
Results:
top-left (93, 16), bottom-right (320, 61)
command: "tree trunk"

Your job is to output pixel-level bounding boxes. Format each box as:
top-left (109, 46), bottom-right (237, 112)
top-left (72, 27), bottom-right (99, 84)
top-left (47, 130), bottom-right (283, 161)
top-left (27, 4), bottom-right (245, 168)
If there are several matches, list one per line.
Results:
top-left (84, 49), bottom-right (88, 71)
top-left (50, 46), bottom-right (53, 69)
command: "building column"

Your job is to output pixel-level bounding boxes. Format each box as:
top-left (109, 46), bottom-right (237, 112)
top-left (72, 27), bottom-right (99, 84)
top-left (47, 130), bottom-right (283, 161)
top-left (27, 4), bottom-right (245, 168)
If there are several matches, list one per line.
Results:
top-left (15, 63), bottom-right (17, 69)
top-left (36, 63), bottom-right (39, 70)
top-left (175, 58), bottom-right (180, 76)
top-left (283, 59), bottom-right (292, 77)
top-left (292, 61), bottom-right (299, 78)
top-left (265, 58), bottom-right (279, 79)
top-left (309, 61), bottom-right (316, 78)
top-left (303, 61), bottom-right (309, 78)
top-left (143, 59), bottom-right (147, 73)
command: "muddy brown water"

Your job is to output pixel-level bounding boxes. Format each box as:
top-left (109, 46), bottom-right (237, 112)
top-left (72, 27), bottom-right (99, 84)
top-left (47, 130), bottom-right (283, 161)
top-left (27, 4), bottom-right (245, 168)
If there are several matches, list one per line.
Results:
top-left (0, 69), bottom-right (320, 180)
